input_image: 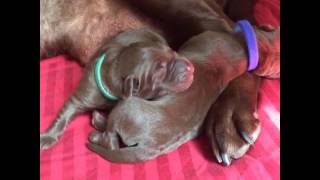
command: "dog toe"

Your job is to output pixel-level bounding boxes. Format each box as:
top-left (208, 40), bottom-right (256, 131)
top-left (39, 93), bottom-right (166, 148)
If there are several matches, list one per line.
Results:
top-left (208, 109), bottom-right (260, 166)
top-left (234, 112), bottom-right (261, 145)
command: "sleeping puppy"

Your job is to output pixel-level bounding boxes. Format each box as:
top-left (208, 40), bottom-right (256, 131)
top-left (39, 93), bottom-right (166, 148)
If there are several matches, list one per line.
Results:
top-left (40, 29), bottom-right (194, 150)
top-left (86, 25), bottom-right (279, 163)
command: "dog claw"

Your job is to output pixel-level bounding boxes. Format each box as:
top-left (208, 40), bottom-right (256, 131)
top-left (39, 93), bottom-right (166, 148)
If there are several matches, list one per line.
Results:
top-left (241, 131), bottom-right (253, 145)
top-left (213, 148), bottom-right (222, 163)
top-left (221, 153), bottom-right (231, 166)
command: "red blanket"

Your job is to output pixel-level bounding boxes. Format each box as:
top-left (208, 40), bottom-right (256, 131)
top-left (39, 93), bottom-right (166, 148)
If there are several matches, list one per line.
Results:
top-left (40, 0), bottom-right (280, 179)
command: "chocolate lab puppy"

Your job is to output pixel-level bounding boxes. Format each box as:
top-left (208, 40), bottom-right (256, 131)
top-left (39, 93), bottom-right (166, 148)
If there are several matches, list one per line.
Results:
top-left (86, 26), bottom-right (279, 164)
top-left (40, 29), bottom-right (194, 150)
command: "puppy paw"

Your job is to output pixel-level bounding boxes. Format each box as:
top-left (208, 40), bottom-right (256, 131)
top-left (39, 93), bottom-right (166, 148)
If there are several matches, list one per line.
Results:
top-left (91, 111), bottom-right (107, 131)
top-left (40, 133), bottom-right (58, 150)
top-left (89, 131), bottom-right (103, 144)
top-left (88, 130), bottom-right (120, 150)
top-left (88, 131), bottom-right (111, 148)
top-left (207, 109), bottom-right (261, 166)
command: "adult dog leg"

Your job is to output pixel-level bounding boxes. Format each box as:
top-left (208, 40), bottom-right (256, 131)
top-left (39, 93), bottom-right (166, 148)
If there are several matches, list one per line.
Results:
top-left (206, 73), bottom-right (261, 166)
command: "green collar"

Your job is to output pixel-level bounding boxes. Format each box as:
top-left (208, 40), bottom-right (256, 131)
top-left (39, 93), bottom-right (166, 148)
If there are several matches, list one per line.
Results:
top-left (94, 53), bottom-right (118, 101)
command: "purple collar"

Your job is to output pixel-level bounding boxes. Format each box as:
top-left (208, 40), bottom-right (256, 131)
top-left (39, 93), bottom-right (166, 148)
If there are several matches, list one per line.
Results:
top-left (234, 20), bottom-right (259, 71)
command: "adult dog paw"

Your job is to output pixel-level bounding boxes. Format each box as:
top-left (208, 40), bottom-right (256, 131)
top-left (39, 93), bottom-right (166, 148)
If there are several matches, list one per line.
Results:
top-left (207, 108), bottom-right (261, 166)
top-left (206, 73), bottom-right (261, 166)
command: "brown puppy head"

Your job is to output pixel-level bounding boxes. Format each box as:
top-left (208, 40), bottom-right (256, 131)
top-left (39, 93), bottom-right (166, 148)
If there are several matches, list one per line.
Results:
top-left (101, 29), bottom-right (194, 100)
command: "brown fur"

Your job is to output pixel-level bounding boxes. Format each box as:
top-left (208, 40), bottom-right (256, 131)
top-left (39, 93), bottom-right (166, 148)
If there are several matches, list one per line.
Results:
top-left (40, 0), bottom-right (280, 165)
top-left (40, 0), bottom-right (154, 64)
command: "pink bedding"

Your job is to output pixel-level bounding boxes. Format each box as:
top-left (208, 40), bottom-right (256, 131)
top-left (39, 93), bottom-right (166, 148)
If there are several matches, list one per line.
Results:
top-left (40, 0), bottom-right (280, 179)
